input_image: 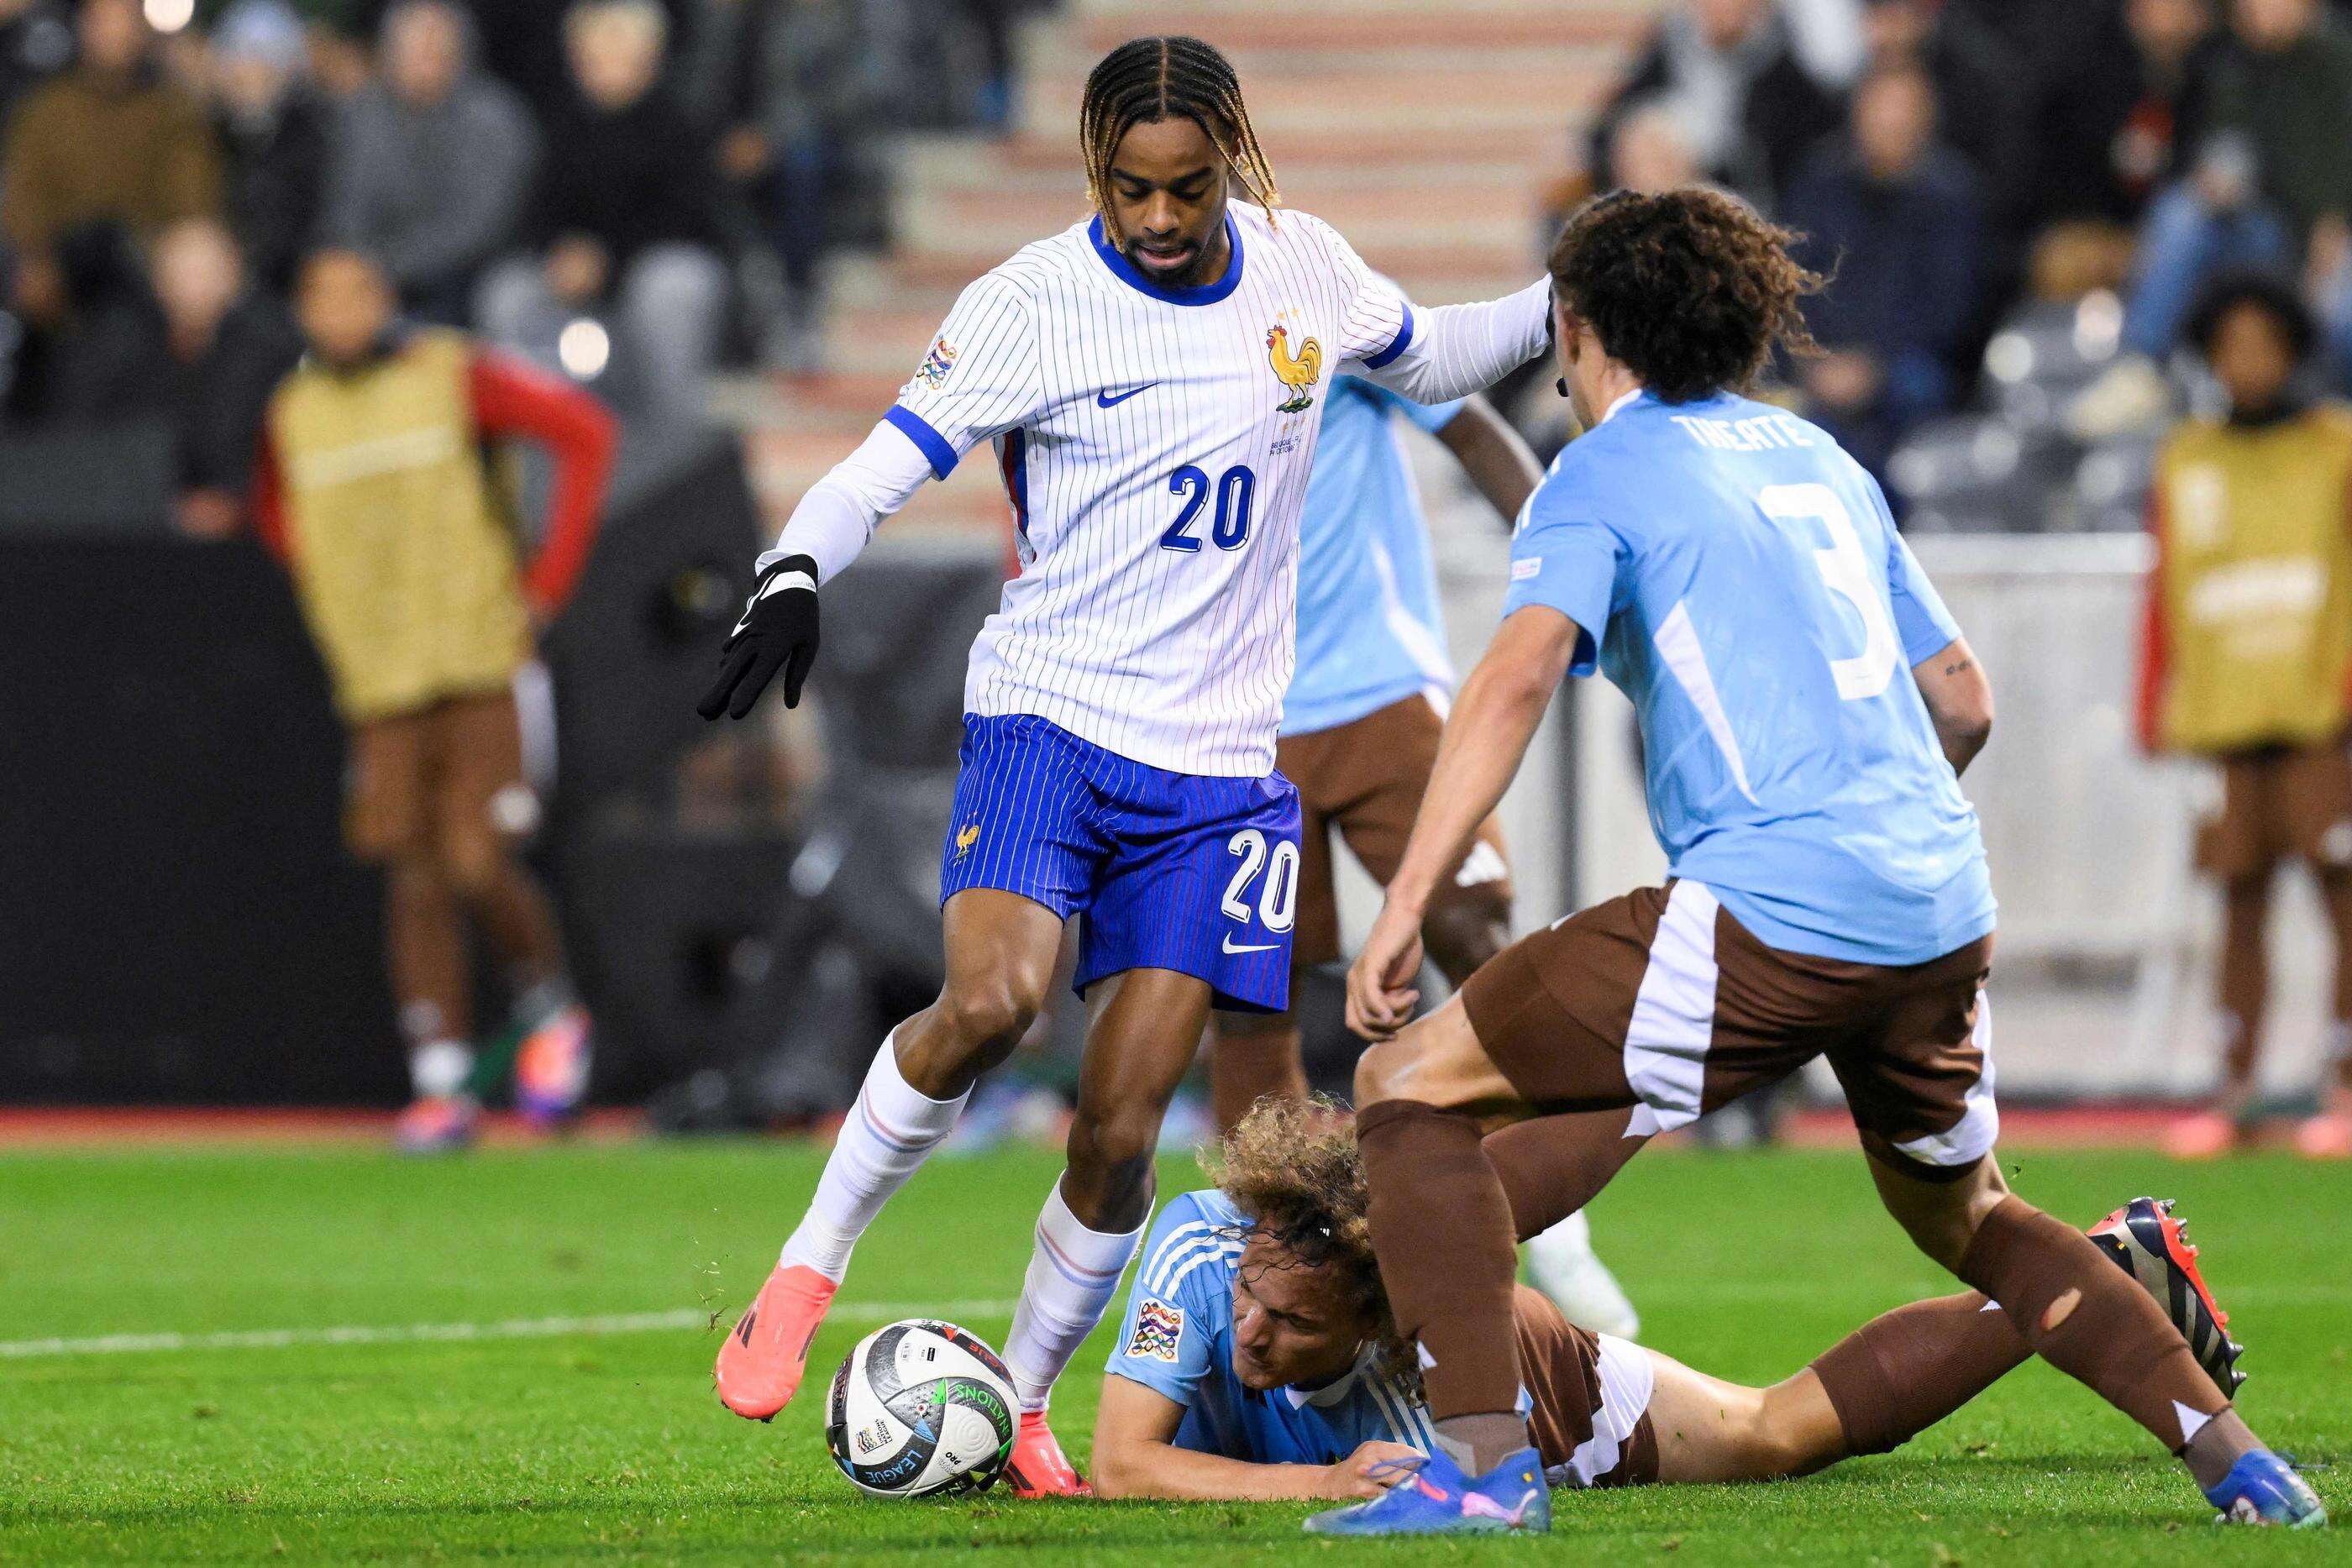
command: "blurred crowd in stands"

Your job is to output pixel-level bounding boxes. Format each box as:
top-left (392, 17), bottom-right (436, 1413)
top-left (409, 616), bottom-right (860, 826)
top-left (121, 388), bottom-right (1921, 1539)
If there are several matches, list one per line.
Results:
top-left (0, 0), bottom-right (1048, 528)
top-left (1578, 0), bottom-right (2352, 504)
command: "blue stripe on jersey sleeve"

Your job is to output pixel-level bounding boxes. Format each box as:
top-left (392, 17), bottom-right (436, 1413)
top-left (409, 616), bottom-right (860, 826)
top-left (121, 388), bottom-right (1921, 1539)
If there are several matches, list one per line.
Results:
top-left (1360, 304), bottom-right (1415, 370)
top-left (885, 404), bottom-right (958, 480)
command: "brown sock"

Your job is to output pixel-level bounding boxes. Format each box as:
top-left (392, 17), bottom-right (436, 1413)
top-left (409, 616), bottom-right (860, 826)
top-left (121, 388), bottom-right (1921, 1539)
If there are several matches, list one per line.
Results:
top-left (1957, 1198), bottom-right (2235, 1469)
top-left (1484, 1108), bottom-right (1654, 1241)
top-left (1356, 1099), bottom-right (1525, 1450)
top-left (1810, 1292), bottom-right (2029, 1455)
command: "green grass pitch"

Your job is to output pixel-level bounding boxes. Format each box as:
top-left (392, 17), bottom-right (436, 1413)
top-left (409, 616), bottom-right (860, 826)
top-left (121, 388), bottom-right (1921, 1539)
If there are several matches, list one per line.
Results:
top-left (0, 1138), bottom-right (2342, 1564)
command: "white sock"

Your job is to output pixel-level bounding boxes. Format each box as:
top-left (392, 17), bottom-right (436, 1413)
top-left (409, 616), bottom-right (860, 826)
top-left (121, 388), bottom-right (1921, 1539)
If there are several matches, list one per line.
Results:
top-left (1522, 1209), bottom-right (1641, 1340)
top-left (409, 1040), bottom-right (474, 1100)
top-left (779, 1031), bottom-right (967, 1282)
top-left (1001, 1179), bottom-right (1147, 1412)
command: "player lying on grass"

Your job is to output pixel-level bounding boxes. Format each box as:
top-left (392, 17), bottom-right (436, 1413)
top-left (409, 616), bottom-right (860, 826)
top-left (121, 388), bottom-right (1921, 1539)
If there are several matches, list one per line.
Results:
top-left (1089, 1099), bottom-right (2244, 1503)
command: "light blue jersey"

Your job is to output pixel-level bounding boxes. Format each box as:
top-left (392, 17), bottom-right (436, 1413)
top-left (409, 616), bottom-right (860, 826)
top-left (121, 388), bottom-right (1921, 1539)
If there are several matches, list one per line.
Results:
top-left (1104, 1190), bottom-right (1437, 1464)
top-left (1284, 377), bottom-right (1463, 737)
top-left (1506, 390), bottom-right (1994, 965)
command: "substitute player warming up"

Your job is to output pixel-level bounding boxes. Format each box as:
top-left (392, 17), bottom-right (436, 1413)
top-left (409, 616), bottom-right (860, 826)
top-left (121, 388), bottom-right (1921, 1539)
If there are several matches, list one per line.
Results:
top-left (696, 36), bottom-right (1556, 1495)
top-left (1311, 189), bottom-right (2326, 1534)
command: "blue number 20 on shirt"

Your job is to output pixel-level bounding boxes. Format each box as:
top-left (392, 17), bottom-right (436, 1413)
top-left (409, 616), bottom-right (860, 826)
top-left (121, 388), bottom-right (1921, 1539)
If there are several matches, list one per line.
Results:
top-left (1506, 390), bottom-right (1994, 965)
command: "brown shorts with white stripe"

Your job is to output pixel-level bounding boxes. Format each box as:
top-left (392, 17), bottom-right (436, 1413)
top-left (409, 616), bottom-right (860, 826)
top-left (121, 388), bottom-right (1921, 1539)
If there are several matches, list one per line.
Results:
top-left (1515, 1286), bottom-right (1659, 1488)
top-left (1278, 695), bottom-right (1513, 968)
top-left (1462, 882), bottom-right (1997, 1179)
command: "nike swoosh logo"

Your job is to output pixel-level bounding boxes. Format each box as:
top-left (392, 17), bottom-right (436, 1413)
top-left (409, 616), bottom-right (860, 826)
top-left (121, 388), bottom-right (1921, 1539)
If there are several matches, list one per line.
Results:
top-left (1095, 383), bottom-right (1158, 407)
top-left (1222, 935), bottom-right (1279, 955)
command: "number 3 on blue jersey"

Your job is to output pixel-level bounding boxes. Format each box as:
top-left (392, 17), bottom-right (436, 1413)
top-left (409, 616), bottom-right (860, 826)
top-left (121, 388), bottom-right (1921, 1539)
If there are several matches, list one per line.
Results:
top-left (1759, 482), bottom-right (1900, 701)
top-left (1161, 464), bottom-right (1257, 553)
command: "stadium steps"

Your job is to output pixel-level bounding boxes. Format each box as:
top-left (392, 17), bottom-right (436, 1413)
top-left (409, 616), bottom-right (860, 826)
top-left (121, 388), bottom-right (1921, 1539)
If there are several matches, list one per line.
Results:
top-left (727, 0), bottom-right (1652, 533)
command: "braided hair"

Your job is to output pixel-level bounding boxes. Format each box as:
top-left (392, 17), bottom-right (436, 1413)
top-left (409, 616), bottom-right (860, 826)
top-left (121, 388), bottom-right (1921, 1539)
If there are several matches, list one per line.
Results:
top-left (1080, 35), bottom-right (1281, 246)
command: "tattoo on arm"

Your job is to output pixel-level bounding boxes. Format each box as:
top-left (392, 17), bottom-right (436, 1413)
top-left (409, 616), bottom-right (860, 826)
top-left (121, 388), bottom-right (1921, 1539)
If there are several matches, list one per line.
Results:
top-left (1943, 658), bottom-right (1972, 677)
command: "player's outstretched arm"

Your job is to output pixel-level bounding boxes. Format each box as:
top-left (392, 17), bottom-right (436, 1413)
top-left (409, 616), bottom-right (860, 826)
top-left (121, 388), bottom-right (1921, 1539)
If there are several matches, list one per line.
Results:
top-left (1090, 1375), bottom-right (1414, 1502)
top-left (1352, 278), bottom-right (1553, 407)
top-left (1911, 636), bottom-right (1993, 777)
top-left (696, 418), bottom-right (936, 720)
top-left (1436, 396), bottom-right (1545, 526)
top-left (1347, 606), bottom-right (1581, 1038)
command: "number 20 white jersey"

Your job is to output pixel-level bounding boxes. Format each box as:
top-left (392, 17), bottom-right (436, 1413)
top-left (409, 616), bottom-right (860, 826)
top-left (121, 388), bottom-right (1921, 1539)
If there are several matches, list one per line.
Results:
top-left (889, 202), bottom-right (1420, 778)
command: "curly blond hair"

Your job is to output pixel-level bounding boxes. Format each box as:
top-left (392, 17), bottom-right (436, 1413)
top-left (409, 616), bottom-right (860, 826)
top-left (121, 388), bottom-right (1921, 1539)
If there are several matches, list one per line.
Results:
top-left (1207, 1095), bottom-right (1415, 1387)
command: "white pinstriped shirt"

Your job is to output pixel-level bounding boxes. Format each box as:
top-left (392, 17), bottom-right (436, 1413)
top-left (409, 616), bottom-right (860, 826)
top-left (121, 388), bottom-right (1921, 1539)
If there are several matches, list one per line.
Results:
top-left (869, 202), bottom-right (1550, 776)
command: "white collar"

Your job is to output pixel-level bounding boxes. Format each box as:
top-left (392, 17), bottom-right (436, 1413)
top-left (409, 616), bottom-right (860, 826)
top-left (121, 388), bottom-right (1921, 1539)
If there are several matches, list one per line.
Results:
top-left (1594, 386), bottom-right (1644, 427)
top-left (1284, 1344), bottom-right (1379, 1408)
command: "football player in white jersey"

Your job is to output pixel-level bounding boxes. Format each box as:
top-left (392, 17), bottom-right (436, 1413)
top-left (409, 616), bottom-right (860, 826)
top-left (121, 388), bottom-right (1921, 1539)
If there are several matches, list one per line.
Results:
top-left (697, 34), bottom-right (1555, 1494)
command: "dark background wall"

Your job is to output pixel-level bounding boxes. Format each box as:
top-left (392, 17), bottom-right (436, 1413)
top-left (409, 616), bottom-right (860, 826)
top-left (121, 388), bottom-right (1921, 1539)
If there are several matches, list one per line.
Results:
top-left (0, 536), bottom-right (402, 1104)
top-left (0, 427), bottom-right (764, 1105)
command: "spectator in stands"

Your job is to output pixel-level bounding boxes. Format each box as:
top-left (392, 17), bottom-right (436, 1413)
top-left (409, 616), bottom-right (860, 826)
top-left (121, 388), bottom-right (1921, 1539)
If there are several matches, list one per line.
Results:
top-left (39, 218), bottom-right (300, 534)
top-left (465, 0), bottom-right (690, 118)
top-left (323, 0), bottom-right (535, 323)
top-left (2137, 274), bottom-right (2352, 1160)
top-left (209, 0), bottom-right (333, 296)
top-left (2, 0), bottom-right (221, 331)
top-left (1783, 61), bottom-right (1985, 479)
top-left (0, 0), bottom-right (74, 132)
top-left (2024, 0), bottom-right (2219, 299)
top-left (1609, 99), bottom-right (1709, 194)
top-left (713, 0), bottom-right (888, 357)
top-left (286, 0), bottom-right (381, 102)
top-left (477, 0), bottom-right (724, 424)
top-left (251, 247), bottom-right (617, 1153)
top-left (2076, 0), bottom-right (2352, 434)
top-left (2029, 0), bottom-right (2218, 235)
top-left (1588, 0), bottom-right (1844, 209)
top-left (1859, 0), bottom-right (2032, 218)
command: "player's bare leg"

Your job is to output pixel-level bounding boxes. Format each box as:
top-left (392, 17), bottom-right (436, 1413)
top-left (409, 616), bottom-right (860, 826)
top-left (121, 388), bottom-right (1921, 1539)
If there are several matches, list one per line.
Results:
top-left (1003, 966), bottom-right (1216, 1497)
top-left (2299, 867), bottom-right (2352, 1157)
top-left (2176, 871), bottom-right (2272, 1158)
top-left (1206, 1009), bottom-right (1310, 1138)
top-left (716, 889), bottom-right (1062, 1420)
top-left (1868, 1151), bottom-right (2322, 1523)
top-left (385, 857), bottom-right (480, 1153)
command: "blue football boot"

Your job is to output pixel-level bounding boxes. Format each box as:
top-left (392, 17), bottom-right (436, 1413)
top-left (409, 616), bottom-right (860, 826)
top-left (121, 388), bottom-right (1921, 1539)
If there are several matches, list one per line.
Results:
top-left (2205, 1450), bottom-right (2327, 1528)
top-left (1303, 1445), bottom-right (1549, 1536)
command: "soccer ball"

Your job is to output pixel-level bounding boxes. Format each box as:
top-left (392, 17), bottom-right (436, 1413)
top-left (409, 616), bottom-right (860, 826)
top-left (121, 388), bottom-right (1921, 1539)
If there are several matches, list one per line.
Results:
top-left (824, 1319), bottom-right (1019, 1497)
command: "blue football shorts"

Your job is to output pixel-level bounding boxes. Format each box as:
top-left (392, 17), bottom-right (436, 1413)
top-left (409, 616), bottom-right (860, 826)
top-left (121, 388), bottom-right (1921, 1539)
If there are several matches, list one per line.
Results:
top-left (938, 714), bottom-right (1302, 1012)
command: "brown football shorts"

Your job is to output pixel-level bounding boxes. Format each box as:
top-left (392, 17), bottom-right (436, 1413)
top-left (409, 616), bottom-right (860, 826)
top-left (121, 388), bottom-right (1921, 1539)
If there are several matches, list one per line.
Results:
top-left (1277, 693), bottom-right (1512, 968)
top-left (344, 688), bottom-right (536, 873)
top-left (1515, 1285), bottom-right (1659, 1488)
top-left (1462, 882), bottom-right (1997, 1179)
top-left (2197, 740), bottom-right (2352, 881)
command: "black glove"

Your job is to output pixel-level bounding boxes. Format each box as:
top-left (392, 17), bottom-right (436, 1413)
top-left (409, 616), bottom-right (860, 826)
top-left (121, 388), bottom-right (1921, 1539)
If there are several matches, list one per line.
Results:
top-left (698, 554), bottom-right (820, 720)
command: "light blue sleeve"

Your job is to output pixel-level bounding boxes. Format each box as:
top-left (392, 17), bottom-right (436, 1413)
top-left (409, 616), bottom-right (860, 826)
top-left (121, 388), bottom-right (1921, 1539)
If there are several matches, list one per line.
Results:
top-left (1887, 531), bottom-right (1962, 664)
top-left (1102, 1195), bottom-right (1223, 1408)
top-left (1346, 375), bottom-right (1465, 436)
top-left (1856, 466), bottom-right (1961, 663)
top-left (1503, 470), bottom-right (1624, 678)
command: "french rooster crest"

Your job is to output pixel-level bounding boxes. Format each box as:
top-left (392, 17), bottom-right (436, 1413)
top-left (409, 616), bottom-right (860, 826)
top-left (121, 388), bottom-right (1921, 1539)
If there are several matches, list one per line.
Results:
top-left (1267, 324), bottom-right (1322, 413)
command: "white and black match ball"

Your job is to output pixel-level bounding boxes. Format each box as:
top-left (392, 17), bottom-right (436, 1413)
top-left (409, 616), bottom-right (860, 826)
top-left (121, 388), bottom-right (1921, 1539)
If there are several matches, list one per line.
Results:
top-left (823, 1320), bottom-right (1019, 1497)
